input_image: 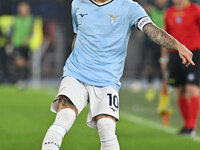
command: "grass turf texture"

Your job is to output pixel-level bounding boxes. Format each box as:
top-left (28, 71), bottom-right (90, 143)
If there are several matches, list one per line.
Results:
top-left (0, 85), bottom-right (199, 150)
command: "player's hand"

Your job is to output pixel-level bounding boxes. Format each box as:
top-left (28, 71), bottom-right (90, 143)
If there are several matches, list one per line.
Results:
top-left (177, 44), bottom-right (195, 67)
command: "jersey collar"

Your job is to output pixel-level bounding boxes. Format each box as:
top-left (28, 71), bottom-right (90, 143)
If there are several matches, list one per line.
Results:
top-left (90, 0), bottom-right (114, 7)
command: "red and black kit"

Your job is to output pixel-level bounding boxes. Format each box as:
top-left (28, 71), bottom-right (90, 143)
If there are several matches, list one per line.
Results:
top-left (165, 2), bottom-right (200, 86)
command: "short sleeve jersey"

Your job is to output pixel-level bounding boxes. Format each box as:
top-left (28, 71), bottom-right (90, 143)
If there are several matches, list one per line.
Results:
top-left (64, 0), bottom-right (151, 91)
top-left (165, 2), bottom-right (200, 52)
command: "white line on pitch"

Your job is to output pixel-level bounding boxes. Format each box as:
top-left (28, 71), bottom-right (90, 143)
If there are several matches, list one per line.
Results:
top-left (120, 112), bottom-right (200, 142)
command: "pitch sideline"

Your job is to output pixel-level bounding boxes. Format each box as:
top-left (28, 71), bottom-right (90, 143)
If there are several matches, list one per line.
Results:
top-left (120, 111), bottom-right (200, 142)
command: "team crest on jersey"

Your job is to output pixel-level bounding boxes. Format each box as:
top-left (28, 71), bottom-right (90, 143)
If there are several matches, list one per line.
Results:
top-left (176, 17), bottom-right (182, 24)
top-left (108, 14), bottom-right (120, 24)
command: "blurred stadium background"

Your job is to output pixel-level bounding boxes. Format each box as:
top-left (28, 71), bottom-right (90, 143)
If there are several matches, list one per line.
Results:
top-left (0, 0), bottom-right (200, 150)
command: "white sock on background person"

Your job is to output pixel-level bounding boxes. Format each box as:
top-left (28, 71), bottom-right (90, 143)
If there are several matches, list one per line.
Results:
top-left (42, 108), bottom-right (76, 150)
top-left (97, 118), bottom-right (120, 150)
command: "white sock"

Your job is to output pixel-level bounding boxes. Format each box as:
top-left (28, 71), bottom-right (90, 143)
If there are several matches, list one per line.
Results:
top-left (42, 108), bottom-right (76, 150)
top-left (97, 118), bottom-right (120, 150)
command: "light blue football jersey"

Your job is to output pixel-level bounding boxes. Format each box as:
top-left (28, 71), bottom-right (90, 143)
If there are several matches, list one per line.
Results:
top-left (63, 0), bottom-right (152, 91)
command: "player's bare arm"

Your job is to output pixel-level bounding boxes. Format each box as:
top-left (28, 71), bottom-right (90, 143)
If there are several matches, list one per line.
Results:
top-left (143, 23), bottom-right (195, 67)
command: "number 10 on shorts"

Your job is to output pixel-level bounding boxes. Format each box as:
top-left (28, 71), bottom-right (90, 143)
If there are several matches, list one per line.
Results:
top-left (107, 93), bottom-right (119, 109)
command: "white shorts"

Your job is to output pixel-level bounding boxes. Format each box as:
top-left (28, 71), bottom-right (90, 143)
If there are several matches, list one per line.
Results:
top-left (51, 76), bottom-right (119, 129)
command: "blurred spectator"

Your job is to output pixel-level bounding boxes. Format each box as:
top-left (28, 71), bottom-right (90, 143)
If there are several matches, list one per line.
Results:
top-left (0, 15), bottom-right (14, 83)
top-left (10, 2), bottom-right (34, 86)
top-left (0, 20), bottom-right (7, 82)
top-left (142, 0), bottom-right (168, 101)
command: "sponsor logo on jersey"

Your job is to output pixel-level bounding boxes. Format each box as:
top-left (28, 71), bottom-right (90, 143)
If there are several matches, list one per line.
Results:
top-left (79, 13), bottom-right (88, 18)
top-left (110, 107), bottom-right (118, 112)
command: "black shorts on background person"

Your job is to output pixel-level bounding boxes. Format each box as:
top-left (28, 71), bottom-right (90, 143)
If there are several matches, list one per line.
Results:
top-left (168, 50), bottom-right (200, 87)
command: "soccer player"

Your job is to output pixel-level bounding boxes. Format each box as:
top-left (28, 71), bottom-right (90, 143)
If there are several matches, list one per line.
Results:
top-left (160, 0), bottom-right (200, 135)
top-left (42, 0), bottom-right (194, 149)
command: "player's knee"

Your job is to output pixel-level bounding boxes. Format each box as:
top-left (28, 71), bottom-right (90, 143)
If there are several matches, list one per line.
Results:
top-left (177, 86), bottom-right (186, 97)
top-left (58, 95), bottom-right (78, 115)
top-left (185, 84), bottom-right (199, 97)
top-left (97, 117), bottom-right (117, 141)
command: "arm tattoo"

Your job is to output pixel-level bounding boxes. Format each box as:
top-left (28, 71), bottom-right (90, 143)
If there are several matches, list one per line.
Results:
top-left (143, 23), bottom-right (180, 50)
top-left (61, 99), bottom-right (72, 106)
top-left (59, 95), bottom-right (74, 107)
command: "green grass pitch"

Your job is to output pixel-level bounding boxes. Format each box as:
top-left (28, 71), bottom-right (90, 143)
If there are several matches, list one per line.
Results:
top-left (0, 85), bottom-right (200, 150)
